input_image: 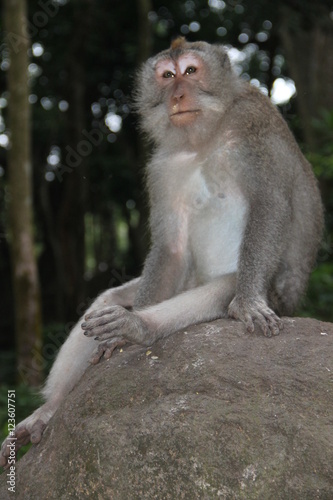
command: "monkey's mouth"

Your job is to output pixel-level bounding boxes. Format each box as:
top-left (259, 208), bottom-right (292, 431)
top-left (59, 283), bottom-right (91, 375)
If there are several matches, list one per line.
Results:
top-left (170, 110), bottom-right (201, 126)
top-left (170, 110), bottom-right (200, 117)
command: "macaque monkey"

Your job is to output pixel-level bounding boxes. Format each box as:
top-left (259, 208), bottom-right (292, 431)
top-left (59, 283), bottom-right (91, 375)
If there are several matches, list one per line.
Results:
top-left (1, 38), bottom-right (323, 467)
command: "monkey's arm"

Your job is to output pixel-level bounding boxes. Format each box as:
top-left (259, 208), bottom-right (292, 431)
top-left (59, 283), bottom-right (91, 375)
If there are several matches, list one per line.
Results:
top-left (136, 249), bottom-right (189, 308)
top-left (82, 273), bottom-right (236, 345)
top-left (228, 190), bottom-right (288, 335)
top-left (81, 245), bottom-right (196, 355)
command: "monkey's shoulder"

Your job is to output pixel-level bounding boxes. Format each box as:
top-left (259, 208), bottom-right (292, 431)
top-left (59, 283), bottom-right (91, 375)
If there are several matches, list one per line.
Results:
top-left (226, 84), bottom-right (290, 138)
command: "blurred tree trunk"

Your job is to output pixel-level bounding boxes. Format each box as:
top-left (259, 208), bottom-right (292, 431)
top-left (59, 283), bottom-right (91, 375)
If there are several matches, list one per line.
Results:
top-left (4, 0), bottom-right (43, 385)
top-left (129, 0), bottom-right (153, 268)
top-left (279, 2), bottom-right (333, 150)
top-left (137, 0), bottom-right (153, 65)
top-left (55, 0), bottom-right (93, 320)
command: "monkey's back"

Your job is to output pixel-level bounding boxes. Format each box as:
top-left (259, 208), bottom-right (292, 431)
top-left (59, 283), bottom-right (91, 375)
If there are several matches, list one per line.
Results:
top-left (228, 84), bottom-right (324, 313)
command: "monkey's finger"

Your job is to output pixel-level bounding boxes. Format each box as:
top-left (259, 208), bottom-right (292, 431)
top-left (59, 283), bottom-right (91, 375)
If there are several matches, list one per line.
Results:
top-left (244, 315), bottom-right (255, 334)
top-left (84, 306), bottom-right (114, 320)
top-left (89, 338), bottom-right (126, 364)
top-left (15, 425), bottom-right (31, 442)
top-left (83, 306), bottom-right (127, 332)
top-left (263, 312), bottom-right (283, 336)
top-left (90, 349), bottom-right (105, 365)
top-left (0, 441), bottom-right (12, 459)
top-left (84, 305), bottom-right (123, 321)
top-left (83, 319), bottom-right (126, 339)
top-left (268, 320), bottom-right (282, 337)
top-left (94, 327), bottom-right (125, 340)
top-left (102, 339), bottom-right (127, 359)
top-left (81, 309), bottom-right (128, 333)
top-left (30, 420), bottom-right (47, 444)
top-left (265, 310), bottom-right (282, 325)
top-left (0, 441), bottom-right (13, 465)
top-left (276, 319), bottom-right (284, 332)
top-left (253, 314), bottom-right (271, 337)
top-left (82, 314), bottom-right (116, 330)
top-left (0, 431), bottom-right (29, 463)
top-left (104, 339), bottom-right (127, 359)
top-left (0, 437), bottom-right (19, 469)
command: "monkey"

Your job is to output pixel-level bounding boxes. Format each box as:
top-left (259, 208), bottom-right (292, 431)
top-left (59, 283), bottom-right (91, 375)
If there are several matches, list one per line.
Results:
top-left (0, 37), bottom-right (323, 467)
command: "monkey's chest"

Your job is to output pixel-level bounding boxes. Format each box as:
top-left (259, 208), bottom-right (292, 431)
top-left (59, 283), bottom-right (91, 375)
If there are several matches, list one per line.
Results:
top-left (170, 169), bottom-right (248, 281)
top-left (191, 188), bottom-right (247, 280)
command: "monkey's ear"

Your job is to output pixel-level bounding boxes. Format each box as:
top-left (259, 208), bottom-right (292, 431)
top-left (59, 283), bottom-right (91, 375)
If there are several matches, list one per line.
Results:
top-left (213, 44), bottom-right (232, 72)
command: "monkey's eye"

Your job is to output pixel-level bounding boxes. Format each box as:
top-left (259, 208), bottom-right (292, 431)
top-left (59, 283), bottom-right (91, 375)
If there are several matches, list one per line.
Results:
top-left (185, 66), bottom-right (197, 75)
top-left (163, 70), bottom-right (175, 79)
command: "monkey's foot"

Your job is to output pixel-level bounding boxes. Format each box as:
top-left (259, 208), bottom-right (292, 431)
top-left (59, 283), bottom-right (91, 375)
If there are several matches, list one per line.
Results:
top-left (0, 404), bottom-right (54, 469)
top-left (82, 305), bottom-right (152, 345)
top-left (228, 296), bottom-right (283, 337)
top-left (90, 338), bottom-right (128, 365)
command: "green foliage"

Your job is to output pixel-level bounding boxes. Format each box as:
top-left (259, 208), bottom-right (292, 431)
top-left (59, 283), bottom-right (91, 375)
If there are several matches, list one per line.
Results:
top-left (308, 110), bottom-right (333, 179)
top-left (300, 263), bottom-right (333, 322)
top-left (299, 110), bottom-right (333, 321)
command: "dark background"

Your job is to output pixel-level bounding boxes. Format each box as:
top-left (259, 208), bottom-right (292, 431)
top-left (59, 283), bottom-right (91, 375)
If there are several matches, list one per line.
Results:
top-left (0, 0), bottom-right (332, 397)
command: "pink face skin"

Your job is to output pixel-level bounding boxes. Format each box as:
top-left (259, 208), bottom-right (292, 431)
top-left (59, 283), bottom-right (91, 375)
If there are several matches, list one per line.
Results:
top-left (155, 53), bottom-right (206, 127)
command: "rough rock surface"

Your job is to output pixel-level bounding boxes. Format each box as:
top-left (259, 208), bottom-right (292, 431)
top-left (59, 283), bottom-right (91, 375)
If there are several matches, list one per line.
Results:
top-left (1, 317), bottom-right (332, 499)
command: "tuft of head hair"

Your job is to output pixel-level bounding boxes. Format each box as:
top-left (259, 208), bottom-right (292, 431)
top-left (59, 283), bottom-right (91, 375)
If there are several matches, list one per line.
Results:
top-left (170, 36), bottom-right (186, 51)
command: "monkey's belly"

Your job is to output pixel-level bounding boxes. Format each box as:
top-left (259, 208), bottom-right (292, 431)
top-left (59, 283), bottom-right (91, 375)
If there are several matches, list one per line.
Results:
top-left (190, 196), bottom-right (247, 282)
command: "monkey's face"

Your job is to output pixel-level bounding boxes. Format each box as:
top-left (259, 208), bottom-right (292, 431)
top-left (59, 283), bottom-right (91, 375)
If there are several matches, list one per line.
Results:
top-left (135, 40), bottom-right (236, 146)
top-left (155, 53), bottom-right (207, 128)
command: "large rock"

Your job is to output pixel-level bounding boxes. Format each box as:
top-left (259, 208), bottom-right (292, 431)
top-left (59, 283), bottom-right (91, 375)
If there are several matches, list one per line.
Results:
top-left (1, 317), bottom-right (332, 499)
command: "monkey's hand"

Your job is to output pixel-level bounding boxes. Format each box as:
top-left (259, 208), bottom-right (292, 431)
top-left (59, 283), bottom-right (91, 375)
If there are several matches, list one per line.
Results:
top-left (228, 296), bottom-right (283, 337)
top-left (0, 403), bottom-right (54, 469)
top-left (82, 305), bottom-right (154, 354)
top-left (89, 338), bottom-right (128, 365)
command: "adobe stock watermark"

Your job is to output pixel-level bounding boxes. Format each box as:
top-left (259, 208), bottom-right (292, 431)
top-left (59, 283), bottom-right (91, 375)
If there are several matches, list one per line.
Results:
top-left (6, 390), bottom-right (16, 493)
top-left (5, 0), bottom-right (63, 55)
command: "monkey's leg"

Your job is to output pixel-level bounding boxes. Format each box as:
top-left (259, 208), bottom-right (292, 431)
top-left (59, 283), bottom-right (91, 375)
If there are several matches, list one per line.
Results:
top-left (82, 273), bottom-right (237, 346)
top-left (0, 278), bottom-right (140, 468)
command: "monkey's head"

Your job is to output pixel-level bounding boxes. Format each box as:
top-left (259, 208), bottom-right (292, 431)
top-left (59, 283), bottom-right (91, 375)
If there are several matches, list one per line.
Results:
top-left (134, 37), bottom-right (240, 147)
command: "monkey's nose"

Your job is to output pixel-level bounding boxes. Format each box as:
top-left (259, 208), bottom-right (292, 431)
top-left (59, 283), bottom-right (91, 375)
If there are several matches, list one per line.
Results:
top-left (172, 82), bottom-right (185, 102)
top-left (173, 92), bottom-right (184, 101)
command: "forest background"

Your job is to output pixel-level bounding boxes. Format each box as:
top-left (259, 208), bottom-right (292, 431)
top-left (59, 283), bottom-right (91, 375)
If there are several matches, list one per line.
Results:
top-left (0, 0), bottom-right (333, 451)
